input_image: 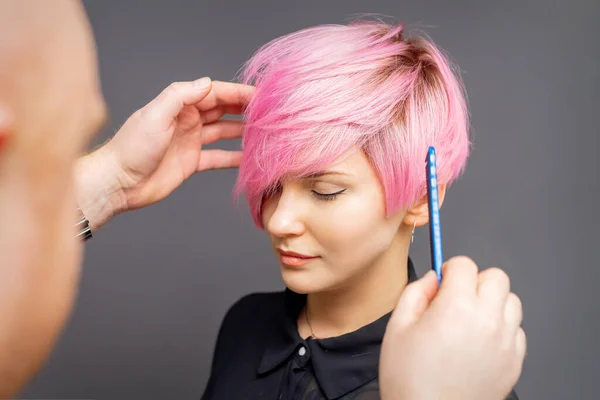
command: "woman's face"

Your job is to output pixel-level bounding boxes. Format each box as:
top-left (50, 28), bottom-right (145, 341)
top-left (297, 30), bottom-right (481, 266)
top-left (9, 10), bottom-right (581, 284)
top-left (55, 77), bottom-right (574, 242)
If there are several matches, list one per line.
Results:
top-left (262, 150), bottom-right (407, 294)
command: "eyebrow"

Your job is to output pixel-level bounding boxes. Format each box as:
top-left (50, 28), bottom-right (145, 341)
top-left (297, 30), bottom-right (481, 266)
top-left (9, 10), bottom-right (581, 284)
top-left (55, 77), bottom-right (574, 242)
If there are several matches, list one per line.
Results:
top-left (303, 171), bottom-right (351, 179)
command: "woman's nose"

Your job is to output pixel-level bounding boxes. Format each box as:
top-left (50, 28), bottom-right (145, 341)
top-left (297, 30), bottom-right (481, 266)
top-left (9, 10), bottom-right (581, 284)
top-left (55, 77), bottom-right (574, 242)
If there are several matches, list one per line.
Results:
top-left (264, 188), bottom-right (306, 237)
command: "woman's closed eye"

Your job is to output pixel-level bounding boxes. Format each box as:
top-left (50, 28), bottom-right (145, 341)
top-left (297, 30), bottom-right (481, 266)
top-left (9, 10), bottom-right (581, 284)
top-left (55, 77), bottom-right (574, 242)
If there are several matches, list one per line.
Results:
top-left (311, 188), bottom-right (346, 201)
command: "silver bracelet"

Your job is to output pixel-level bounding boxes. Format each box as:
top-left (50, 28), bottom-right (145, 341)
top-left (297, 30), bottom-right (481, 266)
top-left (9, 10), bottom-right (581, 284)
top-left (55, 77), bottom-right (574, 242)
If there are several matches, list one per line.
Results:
top-left (75, 207), bottom-right (93, 241)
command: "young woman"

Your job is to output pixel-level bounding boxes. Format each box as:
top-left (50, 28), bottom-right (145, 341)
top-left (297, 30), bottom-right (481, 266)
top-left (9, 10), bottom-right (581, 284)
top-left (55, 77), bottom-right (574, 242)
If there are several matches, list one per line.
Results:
top-left (201, 19), bottom-right (518, 400)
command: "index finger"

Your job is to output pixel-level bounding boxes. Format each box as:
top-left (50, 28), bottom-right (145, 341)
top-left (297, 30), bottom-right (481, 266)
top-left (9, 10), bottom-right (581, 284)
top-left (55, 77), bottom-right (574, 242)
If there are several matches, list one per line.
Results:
top-left (438, 256), bottom-right (479, 297)
top-left (197, 81), bottom-right (255, 111)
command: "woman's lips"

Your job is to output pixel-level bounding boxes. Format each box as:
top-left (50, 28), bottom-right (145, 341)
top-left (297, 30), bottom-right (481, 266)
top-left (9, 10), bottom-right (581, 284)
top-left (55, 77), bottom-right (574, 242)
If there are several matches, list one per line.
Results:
top-left (277, 249), bottom-right (319, 267)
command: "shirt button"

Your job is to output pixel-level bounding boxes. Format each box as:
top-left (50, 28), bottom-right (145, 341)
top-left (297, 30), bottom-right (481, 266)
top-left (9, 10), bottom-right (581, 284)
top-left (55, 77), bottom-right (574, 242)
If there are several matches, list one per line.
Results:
top-left (298, 346), bottom-right (307, 356)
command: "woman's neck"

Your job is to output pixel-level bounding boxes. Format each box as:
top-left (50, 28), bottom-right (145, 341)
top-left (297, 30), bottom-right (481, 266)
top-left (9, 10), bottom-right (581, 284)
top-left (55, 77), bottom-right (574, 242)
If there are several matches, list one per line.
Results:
top-left (301, 237), bottom-right (411, 339)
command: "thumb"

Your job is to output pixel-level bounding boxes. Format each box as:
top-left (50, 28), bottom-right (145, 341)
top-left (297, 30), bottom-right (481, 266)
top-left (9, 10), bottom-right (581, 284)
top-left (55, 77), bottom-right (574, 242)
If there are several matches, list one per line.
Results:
top-left (391, 270), bottom-right (439, 329)
top-left (144, 77), bottom-right (212, 122)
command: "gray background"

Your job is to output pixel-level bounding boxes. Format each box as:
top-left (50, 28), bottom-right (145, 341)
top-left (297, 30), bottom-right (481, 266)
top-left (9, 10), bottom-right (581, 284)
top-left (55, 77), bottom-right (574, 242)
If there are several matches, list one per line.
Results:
top-left (19, 0), bottom-right (599, 399)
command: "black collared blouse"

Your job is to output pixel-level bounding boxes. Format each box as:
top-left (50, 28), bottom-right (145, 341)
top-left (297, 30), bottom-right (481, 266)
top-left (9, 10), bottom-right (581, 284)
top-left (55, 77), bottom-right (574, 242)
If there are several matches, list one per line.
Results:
top-left (201, 259), bottom-right (519, 399)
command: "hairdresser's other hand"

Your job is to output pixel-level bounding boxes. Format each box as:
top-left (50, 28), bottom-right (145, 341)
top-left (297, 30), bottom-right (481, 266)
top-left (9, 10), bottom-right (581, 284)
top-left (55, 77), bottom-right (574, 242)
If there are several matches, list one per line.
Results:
top-left (380, 257), bottom-right (526, 400)
top-left (74, 78), bottom-right (254, 231)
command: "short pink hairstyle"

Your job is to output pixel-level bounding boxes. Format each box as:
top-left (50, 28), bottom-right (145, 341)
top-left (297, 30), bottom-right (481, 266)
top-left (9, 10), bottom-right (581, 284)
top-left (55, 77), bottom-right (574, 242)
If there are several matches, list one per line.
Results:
top-left (234, 20), bottom-right (471, 229)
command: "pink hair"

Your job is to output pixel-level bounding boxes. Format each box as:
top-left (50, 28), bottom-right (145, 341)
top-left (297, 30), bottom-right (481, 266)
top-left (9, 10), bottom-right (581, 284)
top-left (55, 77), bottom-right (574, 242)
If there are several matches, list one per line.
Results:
top-left (234, 20), bottom-right (471, 229)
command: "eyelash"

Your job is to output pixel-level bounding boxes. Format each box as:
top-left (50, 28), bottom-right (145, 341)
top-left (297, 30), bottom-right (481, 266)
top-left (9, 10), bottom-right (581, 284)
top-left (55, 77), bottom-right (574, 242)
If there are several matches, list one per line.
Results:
top-left (311, 189), bottom-right (346, 201)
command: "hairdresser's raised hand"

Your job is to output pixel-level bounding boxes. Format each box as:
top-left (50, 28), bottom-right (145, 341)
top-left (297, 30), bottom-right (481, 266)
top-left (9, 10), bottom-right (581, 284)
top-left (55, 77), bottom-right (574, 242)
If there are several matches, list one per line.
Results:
top-left (380, 257), bottom-right (525, 400)
top-left (75, 78), bottom-right (254, 231)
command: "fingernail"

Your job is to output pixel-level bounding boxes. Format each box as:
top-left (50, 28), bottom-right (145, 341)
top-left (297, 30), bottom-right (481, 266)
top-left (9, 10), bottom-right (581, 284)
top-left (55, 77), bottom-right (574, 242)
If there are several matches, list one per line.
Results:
top-left (195, 77), bottom-right (211, 89)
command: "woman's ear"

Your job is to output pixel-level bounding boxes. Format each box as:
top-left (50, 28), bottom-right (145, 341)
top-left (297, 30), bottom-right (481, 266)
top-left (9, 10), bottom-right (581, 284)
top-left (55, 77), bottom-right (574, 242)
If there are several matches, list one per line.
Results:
top-left (402, 183), bottom-right (447, 228)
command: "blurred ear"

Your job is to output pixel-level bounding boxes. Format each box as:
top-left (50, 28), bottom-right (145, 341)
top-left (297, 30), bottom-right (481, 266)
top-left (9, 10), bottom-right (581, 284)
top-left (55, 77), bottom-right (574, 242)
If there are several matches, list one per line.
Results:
top-left (402, 184), bottom-right (447, 228)
top-left (0, 103), bottom-right (15, 154)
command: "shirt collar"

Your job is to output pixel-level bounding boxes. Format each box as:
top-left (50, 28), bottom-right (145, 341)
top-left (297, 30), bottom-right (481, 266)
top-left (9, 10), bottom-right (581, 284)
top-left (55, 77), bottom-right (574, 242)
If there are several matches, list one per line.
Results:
top-left (257, 257), bottom-right (419, 399)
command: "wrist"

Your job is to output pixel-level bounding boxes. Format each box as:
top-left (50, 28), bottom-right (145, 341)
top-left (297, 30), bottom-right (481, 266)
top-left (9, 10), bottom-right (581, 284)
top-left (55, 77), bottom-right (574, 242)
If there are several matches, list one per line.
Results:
top-left (74, 146), bottom-right (127, 232)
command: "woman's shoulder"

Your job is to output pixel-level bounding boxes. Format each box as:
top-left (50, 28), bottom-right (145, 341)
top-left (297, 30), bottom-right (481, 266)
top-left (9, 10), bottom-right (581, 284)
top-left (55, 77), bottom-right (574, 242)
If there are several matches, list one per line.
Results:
top-left (205, 290), bottom-right (289, 387)
top-left (228, 290), bottom-right (286, 312)
top-left (219, 290), bottom-right (287, 329)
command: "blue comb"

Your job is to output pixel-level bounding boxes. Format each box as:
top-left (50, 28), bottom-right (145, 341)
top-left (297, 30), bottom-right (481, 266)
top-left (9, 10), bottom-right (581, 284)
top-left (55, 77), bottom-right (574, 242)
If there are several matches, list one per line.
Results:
top-left (426, 146), bottom-right (443, 285)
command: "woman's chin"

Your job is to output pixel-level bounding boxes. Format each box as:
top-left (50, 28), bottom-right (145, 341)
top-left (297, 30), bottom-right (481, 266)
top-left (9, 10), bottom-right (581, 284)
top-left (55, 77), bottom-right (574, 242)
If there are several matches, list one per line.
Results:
top-left (280, 269), bottom-right (328, 294)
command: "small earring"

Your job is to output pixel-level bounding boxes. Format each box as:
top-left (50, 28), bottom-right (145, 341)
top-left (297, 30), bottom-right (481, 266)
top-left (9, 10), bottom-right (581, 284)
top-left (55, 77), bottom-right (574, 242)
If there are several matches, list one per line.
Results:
top-left (411, 221), bottom-right (416, 243)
